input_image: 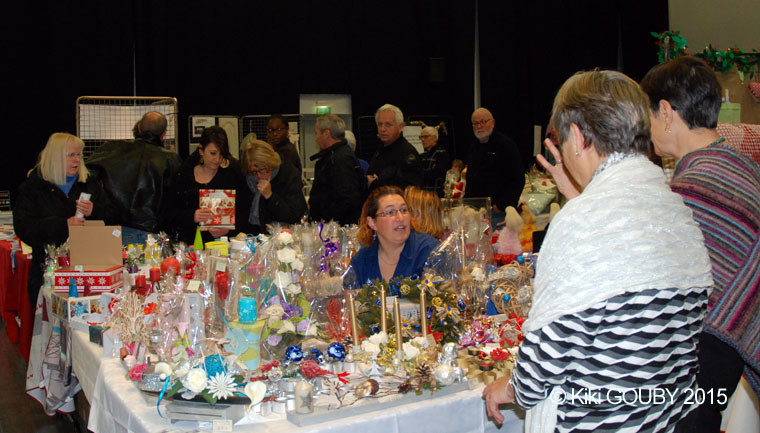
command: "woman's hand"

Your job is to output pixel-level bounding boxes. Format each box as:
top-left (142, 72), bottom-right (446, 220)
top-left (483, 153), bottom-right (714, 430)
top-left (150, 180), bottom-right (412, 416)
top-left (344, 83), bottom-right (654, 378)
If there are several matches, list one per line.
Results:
top-left (194, 208), bottom-right (214, 224)
top-left (536, 138), bottom-right (581, 200)
top-left (67, 216), bottom-right (86, 226)
top-left (482, 375), bottom-right (515, 425)
top-left (76, 199), bottom-right (93, 217)
top-left (257, 179), bottom-right (272, 199)
top-left (208, 228), bottom-right (229, 238)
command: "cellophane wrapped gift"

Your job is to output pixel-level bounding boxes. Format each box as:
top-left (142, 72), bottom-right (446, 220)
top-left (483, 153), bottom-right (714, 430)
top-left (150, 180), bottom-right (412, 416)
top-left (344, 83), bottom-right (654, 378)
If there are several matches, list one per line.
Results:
top-left (257, 227), bottom-right (324, 361)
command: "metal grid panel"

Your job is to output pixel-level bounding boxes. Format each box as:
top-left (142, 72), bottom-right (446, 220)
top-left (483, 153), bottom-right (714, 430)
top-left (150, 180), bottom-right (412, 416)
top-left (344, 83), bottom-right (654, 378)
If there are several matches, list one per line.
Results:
top-left (76, 96), bottom-right (179, 157)
top-left (239, 114), bottom-right (304, 167)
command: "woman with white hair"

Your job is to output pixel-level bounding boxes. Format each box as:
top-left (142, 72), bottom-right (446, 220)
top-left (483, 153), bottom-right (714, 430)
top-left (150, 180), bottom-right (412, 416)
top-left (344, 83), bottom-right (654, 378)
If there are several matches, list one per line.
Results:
top-left (14, 132), bottom-right (109, 303)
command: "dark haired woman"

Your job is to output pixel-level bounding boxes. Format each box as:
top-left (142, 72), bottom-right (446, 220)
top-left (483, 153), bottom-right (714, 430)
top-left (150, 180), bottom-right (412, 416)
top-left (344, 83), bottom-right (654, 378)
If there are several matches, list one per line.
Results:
top-left (166, 126), bottom-right (244, 244)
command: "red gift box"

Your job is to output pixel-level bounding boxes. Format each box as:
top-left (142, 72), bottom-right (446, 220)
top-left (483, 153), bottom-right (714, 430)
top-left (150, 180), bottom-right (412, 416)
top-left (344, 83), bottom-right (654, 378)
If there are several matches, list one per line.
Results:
top-left (54, 265), bottom-right (123, 294)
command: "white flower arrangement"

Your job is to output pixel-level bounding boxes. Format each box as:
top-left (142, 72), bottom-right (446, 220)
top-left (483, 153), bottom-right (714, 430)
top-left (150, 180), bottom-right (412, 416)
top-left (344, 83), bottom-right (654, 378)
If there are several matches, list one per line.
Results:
top-left (182, 367), bottom-right (208, 394)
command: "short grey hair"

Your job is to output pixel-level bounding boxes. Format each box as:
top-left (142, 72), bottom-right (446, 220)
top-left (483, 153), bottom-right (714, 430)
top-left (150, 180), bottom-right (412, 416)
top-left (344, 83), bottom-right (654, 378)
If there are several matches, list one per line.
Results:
top-left (550, 69), bottom-right (651, 156)
top-left (375, 104), bottom-right (404, 125)
top-left (316, 114), bottom-right (346, 140)
top-left (344, 130), bottom-right (357, 150)
top-left (421, 126), bottom-right (438, 138)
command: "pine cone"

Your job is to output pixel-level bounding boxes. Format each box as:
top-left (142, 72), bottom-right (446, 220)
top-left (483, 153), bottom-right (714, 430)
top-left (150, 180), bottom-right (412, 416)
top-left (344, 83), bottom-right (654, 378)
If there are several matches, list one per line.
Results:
top-left (398, 379), bottom-right (413, 394)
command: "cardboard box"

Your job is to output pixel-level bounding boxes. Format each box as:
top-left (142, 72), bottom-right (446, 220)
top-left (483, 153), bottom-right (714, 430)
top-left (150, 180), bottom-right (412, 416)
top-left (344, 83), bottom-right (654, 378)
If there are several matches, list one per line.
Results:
top-left (53, 221), bottom-right (124, 294)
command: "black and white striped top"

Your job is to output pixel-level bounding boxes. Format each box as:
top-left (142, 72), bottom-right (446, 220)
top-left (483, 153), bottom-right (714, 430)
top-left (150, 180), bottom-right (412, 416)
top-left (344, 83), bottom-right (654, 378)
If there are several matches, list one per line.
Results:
top-left (513, 286), bottom-right (709, 432)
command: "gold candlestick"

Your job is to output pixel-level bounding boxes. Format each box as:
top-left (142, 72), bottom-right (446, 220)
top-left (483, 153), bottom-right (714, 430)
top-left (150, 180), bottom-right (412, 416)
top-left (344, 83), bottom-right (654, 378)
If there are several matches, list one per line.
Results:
top-left (380, 287), bottom-right (387, 334)
top-left (394, 299), bottom-right (403, 351)
top-left (420, 286), bottom-right (428, 338)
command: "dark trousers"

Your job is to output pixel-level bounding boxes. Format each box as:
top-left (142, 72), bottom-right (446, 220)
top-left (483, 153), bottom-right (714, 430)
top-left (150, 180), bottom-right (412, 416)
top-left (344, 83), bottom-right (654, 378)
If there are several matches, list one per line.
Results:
top-left (676, 332), bottom-right (745, 432)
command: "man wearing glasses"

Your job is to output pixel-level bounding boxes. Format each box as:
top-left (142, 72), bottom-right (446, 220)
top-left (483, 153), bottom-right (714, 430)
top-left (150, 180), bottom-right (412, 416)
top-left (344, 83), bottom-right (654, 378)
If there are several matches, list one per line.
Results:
top-left (419, 126), bottom-right (451, 197)
top-left (466, 108), bottom-right (524, 228)
top-left (266, 114), bottom-right (302, 176)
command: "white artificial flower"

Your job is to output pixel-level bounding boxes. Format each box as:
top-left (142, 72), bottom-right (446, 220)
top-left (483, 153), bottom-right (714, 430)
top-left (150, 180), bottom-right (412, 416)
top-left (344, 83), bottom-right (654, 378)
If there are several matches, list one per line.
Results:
top-left (277, 320), bottom-right (296, 334)
top-left (182, 367), bottom-right (208, 394)
top-left (361, 340), bottom-right (381, 355)
top-left (507, 346), bottom-right (519, 356)
top-left (276, 247), bottom-right (296, 264)
top-left (274, 271), bottom-right (292, 289)
top-left (402, 341), bottom-right (420, 360)
top-left (412, 336), bottom-right (429, 348)
top-left (123, 355), bottom-right (136, 368)
top-left (285, 283), bottom-right (302, 296)
top-left (292, 258), bottom-right (304, 271)
top-left (369, 331), bottom-right (389, 345)
top-left (154, 362), bottom-right (173, 380)
top-left (207, 371), bottom-right (236, 400)
top-left (173, 360), bottom-right (191, 378)
top-left (277, 231), bottom-right (293, 245)
top-left (471, 266), bottom-right (485, 282)
top-left (263, 304), bottom-right (285, 325)
top-left (244, 381), bottom-right (267, 406)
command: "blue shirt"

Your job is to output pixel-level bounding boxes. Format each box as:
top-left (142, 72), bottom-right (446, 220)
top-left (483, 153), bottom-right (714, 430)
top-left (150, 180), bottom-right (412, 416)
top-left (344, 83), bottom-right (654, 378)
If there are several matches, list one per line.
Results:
top-left (349, 230), bottom-right (440, 286)
top-left (58, 175), bottom-right (78, 196)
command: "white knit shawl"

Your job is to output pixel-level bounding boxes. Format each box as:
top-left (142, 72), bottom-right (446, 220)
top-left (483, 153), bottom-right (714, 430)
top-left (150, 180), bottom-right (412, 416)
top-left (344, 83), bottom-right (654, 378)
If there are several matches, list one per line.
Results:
top-left (521, 154), bottom-right (713, 433)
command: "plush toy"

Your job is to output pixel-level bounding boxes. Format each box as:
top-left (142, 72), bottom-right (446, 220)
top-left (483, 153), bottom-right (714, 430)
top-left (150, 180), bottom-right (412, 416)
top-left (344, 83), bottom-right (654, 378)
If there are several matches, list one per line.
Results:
top-left (495, 206), bottom-right (523, 255)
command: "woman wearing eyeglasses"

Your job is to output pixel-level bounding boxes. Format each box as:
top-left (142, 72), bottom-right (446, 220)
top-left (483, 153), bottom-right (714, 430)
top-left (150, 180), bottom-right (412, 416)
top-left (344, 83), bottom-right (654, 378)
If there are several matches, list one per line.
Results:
top-left (14, 132), bottom-right (109, 303)
top-left (237, 139), bottom-right (306, 236)
top-left (347, 186), bottom-right (440, 286)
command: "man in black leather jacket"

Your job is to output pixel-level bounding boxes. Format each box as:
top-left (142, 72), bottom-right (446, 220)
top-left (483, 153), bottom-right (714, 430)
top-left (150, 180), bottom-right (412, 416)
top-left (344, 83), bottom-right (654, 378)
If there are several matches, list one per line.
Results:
top-left (366, 104), bottom-right (422, 192)
top-left (86, 111), bottom-right (181, 244)
top-left (309, 114), bottom-right (364, 226)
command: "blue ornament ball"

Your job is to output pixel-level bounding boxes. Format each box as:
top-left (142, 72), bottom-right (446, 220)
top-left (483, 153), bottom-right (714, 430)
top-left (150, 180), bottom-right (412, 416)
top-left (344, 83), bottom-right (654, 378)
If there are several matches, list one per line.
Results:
top-left (502, 294), bottom-right (511, 303)
top-left (370, 324), bottom-right (380, 335)
top-left (327, 342), bottom-right (347, 361)
top-left (310, 349), bottom-right (326, 364)
top-left (516, 255), bottom-right (525, 264)
top-left (458, 299), bottom-right (466, 311)
top-left (285, 345), bottom-right (304, 364)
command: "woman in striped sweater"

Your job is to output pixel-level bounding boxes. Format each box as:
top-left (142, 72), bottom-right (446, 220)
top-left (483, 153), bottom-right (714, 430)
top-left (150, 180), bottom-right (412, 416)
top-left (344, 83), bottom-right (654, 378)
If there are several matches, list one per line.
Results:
top-left (641, 56), bottom-right (760, 433)
top-left (483, 70), bottom-right (715, 432)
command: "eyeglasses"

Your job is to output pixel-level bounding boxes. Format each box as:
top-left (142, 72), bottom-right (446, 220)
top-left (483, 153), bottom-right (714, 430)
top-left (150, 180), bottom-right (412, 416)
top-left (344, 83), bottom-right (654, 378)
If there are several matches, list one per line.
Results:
top-left (375, 207), bottom-right (409, 218)
top-left (66, 152), bottom-right (83, 159)
top-left (471, 119), bottom-right (493, 127)
top-left (266, 127), bottom-right (288, 133)
top-left (419, 135), bottom-right (433, 139)
top-left (251, 166), bottom-right (270, 175)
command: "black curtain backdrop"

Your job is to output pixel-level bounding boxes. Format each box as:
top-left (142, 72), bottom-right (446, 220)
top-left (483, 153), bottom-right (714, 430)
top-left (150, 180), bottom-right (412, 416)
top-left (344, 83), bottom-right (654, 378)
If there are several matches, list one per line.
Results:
top-left (4, 0), bottom-right (666, 207)
top-left (477, 0), bottom-right (668, 170)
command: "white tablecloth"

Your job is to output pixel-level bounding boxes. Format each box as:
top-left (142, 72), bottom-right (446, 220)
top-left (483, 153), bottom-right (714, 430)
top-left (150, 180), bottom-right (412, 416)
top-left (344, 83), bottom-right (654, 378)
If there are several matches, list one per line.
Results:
top-left (69, 329), bottom-right (525, 433)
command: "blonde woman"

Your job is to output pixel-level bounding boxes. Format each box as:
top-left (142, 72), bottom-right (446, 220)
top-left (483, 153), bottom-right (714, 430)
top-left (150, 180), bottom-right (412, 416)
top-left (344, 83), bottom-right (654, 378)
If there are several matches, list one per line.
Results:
top-left (403, 185), bottom-right (445, 239)
top-left (238, 139), bottom-right (306, 235)
top-left (14, 132), bottom-right (109, 303)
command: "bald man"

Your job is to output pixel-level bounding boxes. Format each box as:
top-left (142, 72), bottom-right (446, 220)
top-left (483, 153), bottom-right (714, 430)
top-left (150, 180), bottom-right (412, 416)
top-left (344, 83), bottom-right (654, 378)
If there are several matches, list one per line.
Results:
top-left (466, 108), bottom-right (524, 225)
top-left (87, 111), bottom-right (181, 244)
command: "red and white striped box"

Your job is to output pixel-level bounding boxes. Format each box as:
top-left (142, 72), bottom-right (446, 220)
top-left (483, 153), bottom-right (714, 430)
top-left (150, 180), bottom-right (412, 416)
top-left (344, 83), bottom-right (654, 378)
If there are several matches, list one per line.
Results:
top-left (54, 265), bottom-right (124, 294)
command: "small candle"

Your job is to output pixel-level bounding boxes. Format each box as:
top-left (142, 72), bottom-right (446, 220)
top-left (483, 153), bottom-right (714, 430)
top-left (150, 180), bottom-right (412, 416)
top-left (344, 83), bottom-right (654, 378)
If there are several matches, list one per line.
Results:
top-left (394, 299), bottom-right (403, 351)
top-left (420, 286), bottom-right (428, 338)
top-left (294, 381), bottom-right (314, 414)
top-left (149, 267), bottom-right (161, 283)
top-left (380, 287), bottom-right (387, 334)
top-left (349, 294), bottom-right (360, 346)
top-left (238, 297), bottom-right (257, 323)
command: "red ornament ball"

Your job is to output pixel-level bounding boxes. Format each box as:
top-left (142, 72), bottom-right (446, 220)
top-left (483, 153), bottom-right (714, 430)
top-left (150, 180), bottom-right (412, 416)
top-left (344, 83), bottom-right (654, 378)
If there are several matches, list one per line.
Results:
top-left (160, 257), bottom-right (181, 275)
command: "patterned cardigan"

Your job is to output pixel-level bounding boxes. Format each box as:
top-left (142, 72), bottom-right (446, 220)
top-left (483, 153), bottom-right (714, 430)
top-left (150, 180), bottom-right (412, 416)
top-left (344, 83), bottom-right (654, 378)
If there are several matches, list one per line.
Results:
top-left (671, 143), bottom-right (760, 393)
